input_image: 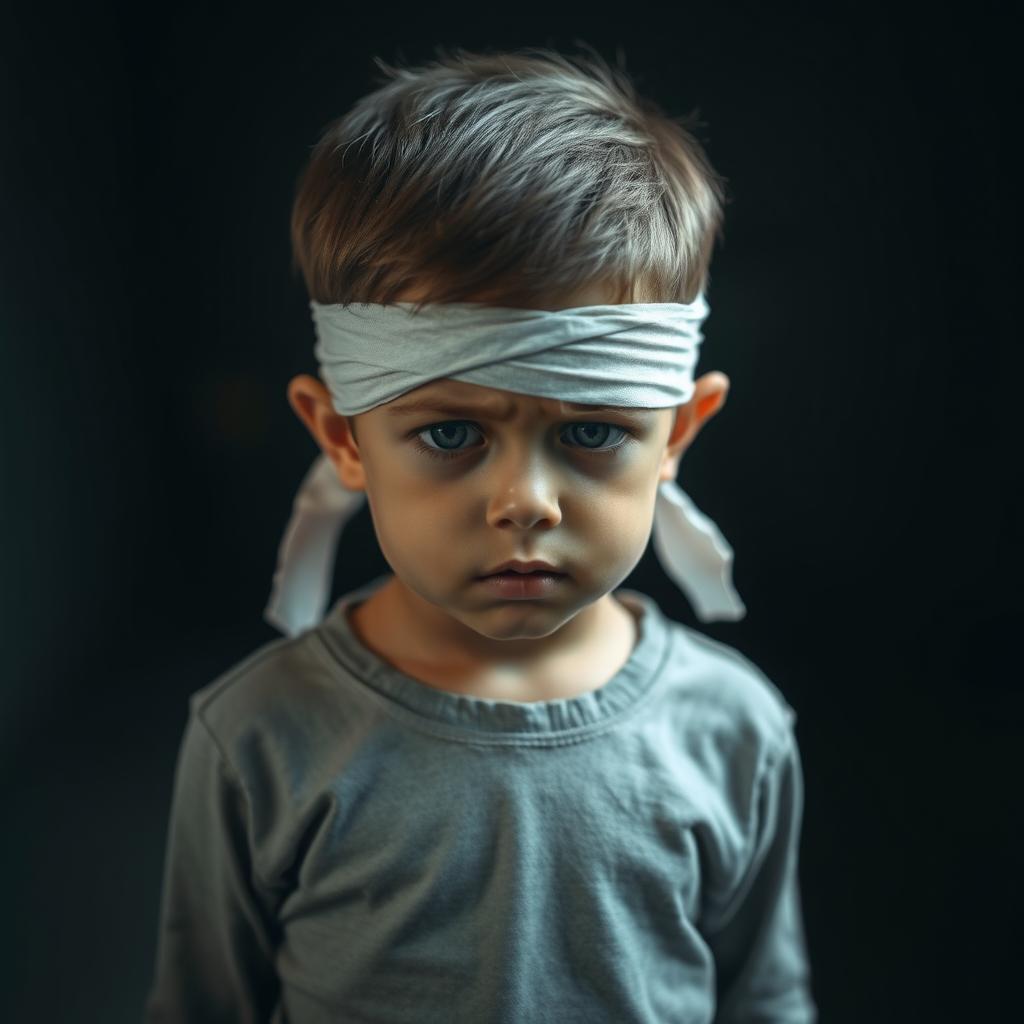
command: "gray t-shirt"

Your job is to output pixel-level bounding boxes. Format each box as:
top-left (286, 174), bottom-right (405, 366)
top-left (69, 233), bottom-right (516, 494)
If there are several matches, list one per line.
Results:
top-left (144, 574), bottom-right (817, 1023)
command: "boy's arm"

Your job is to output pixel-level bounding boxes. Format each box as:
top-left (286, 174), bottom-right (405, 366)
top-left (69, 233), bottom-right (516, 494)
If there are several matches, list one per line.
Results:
top-left (702, 728), bottom-right (818, 1024)
top-left (144, 706), bottom-right (281, 1022)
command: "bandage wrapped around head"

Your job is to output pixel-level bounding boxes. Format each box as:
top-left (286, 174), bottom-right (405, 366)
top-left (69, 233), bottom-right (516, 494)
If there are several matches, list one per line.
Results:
top-left (264, 292), bottom-right (746, 637)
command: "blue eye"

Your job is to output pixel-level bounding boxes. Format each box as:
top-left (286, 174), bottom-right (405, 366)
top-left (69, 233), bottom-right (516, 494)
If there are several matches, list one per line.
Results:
top-left (411, 421), bottom-right (633, 462)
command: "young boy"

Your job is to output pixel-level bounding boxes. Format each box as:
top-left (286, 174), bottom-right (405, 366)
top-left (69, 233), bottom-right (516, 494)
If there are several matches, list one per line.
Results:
top-left (145, 45), bottom-right (817, 1023)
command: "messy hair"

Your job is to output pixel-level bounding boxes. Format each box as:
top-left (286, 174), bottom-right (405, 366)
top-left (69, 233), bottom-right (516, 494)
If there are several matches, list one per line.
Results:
top-left (290, 43), bottom-right (728, 312)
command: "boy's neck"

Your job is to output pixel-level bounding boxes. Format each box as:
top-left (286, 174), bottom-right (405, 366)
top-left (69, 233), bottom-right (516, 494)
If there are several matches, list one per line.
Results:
top-left (346, 576), bottom-right (640, 703)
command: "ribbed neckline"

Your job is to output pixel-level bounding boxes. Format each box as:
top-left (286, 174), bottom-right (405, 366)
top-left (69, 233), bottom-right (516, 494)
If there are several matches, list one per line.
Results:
top-left (313, 573), bottom-right (672, 740)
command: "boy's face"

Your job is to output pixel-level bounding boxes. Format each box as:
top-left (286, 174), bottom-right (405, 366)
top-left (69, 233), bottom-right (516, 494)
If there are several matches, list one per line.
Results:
top-left (288, 284), bottom-right (729, 670)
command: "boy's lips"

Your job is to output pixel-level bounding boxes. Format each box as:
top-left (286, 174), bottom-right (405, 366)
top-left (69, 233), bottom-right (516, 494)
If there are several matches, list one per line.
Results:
top-left (474, 569), bottom-right (567, 599)
top-left (478, 559), bottom-right (564, 577)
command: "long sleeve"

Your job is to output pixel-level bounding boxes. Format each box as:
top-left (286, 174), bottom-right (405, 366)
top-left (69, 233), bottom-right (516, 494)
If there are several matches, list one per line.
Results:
top-left (703, 728), bottom-right (818, 1023)
top-left (144, 705), bottom-right (282, 1022)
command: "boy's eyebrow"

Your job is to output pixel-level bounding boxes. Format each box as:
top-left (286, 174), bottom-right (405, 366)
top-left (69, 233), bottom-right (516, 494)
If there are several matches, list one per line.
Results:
top-left (385, 396), bottom-right (650, 419)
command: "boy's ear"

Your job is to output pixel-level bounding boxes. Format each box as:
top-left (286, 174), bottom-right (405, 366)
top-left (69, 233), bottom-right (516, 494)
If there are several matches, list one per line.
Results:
top-left (658, 372), bottom-right (730, 482)
top-left (286, 375), bottom-right (367, 491)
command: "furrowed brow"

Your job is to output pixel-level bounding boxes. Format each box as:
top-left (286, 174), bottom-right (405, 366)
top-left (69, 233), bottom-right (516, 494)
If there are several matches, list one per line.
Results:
top-left (386, 396), bottom-right (648, 419)
top-left (385, 397), bottom-right (512, 418)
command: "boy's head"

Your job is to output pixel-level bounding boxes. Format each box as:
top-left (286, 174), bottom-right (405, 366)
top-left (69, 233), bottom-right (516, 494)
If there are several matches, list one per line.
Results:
top-left (283, 45), bottom-right (733, 655)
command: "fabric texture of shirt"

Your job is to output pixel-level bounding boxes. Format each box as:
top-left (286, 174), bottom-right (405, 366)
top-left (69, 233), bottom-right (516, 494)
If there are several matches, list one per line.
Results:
top-left (144, 573), bottom-right (817, 1023)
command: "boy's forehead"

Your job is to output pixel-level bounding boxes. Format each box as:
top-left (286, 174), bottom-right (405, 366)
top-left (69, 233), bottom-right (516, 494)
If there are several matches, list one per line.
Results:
top-left (384, 378), bottom-right (646, 418)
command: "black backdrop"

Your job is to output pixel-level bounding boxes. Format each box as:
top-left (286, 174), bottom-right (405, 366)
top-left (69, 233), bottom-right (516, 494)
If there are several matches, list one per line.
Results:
top-left (2, 1), bottom-right (1018, 1020)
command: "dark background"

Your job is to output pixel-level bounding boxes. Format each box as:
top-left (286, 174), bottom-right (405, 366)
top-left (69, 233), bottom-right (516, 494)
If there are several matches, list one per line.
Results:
top-left (2, 1), bottom-right (1017, 1020)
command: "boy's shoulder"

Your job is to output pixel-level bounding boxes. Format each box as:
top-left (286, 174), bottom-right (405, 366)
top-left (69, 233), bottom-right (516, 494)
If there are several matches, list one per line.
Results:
top-left (652, 601), bottom-right (799, 756)
top-left (183, 625), bottom-right (353, 772)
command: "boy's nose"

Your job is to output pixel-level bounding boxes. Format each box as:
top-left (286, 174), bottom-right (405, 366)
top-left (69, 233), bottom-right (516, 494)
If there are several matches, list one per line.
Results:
top-left (482, 457), bottom-right (565, 529)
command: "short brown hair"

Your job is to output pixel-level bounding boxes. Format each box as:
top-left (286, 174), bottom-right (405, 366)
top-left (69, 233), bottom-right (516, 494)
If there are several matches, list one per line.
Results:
top-left (290, 43), bottom-right (728, 312)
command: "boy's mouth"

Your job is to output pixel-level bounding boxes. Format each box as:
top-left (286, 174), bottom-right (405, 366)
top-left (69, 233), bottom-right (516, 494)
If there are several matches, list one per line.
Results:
top-left (474, 568), bottom-right (568, 599)
top-left (479, 559), bottom-right (564, 577)
top-left (485, 570), bottom-right (563, 578)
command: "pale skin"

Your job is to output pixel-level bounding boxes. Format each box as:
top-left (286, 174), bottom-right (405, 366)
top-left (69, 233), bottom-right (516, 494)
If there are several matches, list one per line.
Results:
top-left (288, 282), bottom-right (730, 703)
